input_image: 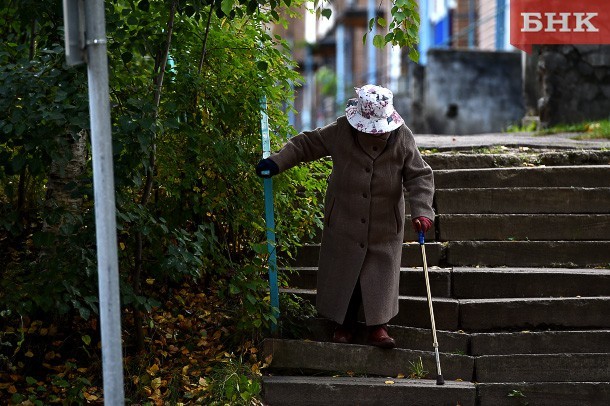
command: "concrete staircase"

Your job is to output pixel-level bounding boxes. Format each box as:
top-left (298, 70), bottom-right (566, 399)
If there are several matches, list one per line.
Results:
top-left (261, 161), bottom-right (610, 405)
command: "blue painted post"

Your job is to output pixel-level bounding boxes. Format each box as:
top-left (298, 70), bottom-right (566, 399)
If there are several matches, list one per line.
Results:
top-left (336, 24), bottom-right (346, 115)
top-left (418, 0), bottom-right (430, 65)
top-left (367, 0), bottom-right (376, 83)
top-left (260, 95), bottom-right (280, 334)
top-left (496, 0), bottom-right (506, 50)
top-left (469, 0), bottom-right (476, 48)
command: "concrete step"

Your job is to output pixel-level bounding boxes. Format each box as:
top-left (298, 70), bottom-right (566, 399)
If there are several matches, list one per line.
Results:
top-left (434, 165), bottom-right (610, 189)
top-left (285, 266), bottom-right (452, 297)
top-left (282, 289), bottom-right (460, 330)
top-left (477, 382), bottom-right (610, 406)
top-left (435, 187), bottom-right (610, 214)
top-left (446, 241), bottom-right (610, 267)
top-left (453, 267), bottom-right (610, 299)
top-left (475, 353), bottom-right (610, 383)
top-left (470, 330), bottom-right (610, 356)
top-left (262, 375), bottom-right (477, 406)
top-left (460, 297), bottom-right (610, 331)
top-left (302, 319), bottom-right (470, 354)
top-left (423, 150), bottom-right (610, 170)
top-left (284, 290), bottom-right (610, 331)
top-left (301, 318), bottom-right (610, 355)
top-left (290, 242), bottom-right (443, 268)
top-left (262, 339), bottom-right (474, 382)
top-left (438, 214), bottom-right (610, 241)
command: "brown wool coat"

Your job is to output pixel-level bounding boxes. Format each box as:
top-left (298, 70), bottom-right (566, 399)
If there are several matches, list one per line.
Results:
top-left (270, 116), bottom-right (435, 325)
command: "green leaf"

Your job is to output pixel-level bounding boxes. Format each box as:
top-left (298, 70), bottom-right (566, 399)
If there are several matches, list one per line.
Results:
top-left (256, 61), bottom-right (268, 71)
top-left (82, 335), bottom-right (92, 346)
top-left (137, 0), bottom-right (150, 12)
top-left (221, 0), bottom-right (235, 16)
top-left (408, 48), bottom-right (420, 63)
top-left (377, 17), bottom-right (387, 28)
top-left (121, 52), bottom-right (133, 64)
top-left (321, 8), bottom-right (332, 19)
top-left (373, 34), bottom-right (385, 48)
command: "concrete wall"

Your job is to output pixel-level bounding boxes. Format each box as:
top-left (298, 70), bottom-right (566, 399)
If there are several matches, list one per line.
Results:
top-left (419, 49), bottom-right (524, 135)
top-left (537, 45), bottom-right (610, 127)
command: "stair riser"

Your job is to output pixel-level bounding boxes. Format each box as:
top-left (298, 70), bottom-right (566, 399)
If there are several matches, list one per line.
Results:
top-left (435, 188), bottom-right (610, 214)
top-left (471, 331), bottom-right (610, 355)
top-left (446, 241), bottom-right (610, 267)
top-left (424, 151), bottom-right (610, 170)
top-left (434, 166), bottom-right (610, 188)
top-left (453, 269), bottom-right (610, 299)
top-left (460, 298), bottom-right (610, 331)
top-left (263, 377), bottom-right (477, 406)
top-left (263, 339), bottom-right (474, 382)
top-left (477, 382), bottom-right (610, 406)
top-left (475, 354), bottom-right (610, 383)
top-left (285, 292), bottom-right (610, 331)
top-left (438, 214), bottom-right (610, 241)
top-left (287, 268), bottom-right (610, 300)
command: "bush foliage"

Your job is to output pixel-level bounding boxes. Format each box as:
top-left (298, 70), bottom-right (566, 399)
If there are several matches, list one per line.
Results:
top-left (0, 0), bottom-right (324, 358)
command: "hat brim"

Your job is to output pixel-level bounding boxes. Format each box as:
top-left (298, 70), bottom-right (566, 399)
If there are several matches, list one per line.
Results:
top-left (346, 105), bottom-right (404, 134)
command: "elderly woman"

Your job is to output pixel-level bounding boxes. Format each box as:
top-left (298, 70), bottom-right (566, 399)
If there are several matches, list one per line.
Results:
top-left (256, 85), bottom-right (434, 348)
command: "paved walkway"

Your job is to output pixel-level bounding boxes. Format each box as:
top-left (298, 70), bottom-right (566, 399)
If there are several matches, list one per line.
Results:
top-left (414, 132), bottom-right (610, 151)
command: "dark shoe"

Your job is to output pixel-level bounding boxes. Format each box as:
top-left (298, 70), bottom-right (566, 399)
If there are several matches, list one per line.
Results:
top-left (367, 325), bottom-right (395, 349)
top-left (332, 326), bottom-right (353, 344)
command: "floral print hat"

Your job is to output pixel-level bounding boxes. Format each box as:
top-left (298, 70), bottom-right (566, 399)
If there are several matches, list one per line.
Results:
top-left (345, 84), bottom-right (404, 134)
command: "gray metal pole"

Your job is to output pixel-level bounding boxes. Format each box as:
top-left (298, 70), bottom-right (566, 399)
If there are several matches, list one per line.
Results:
top-left (84, 1), bottom-right (125, 404)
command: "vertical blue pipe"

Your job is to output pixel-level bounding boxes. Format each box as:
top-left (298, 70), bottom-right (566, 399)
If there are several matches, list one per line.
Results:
top-left (468, 0), bottom-right (475, 48)
top-left (442, 0), bottom-right (450, 47)
top-left (367, 0), bottom-right (376, 83)
top-left (336, 24), bottom-right (346, 115)
top-left (496, 0), bottom-right (506, 50)
top-left (418, 0), bottom-right (430, 65)
top-left (260, 95), bottom-right (279, 334)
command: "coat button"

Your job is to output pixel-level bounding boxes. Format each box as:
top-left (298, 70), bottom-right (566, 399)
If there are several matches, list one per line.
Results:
top-left (362, 193), bottom-right (368, 198)
top-left (359, 243), bottom-right (365, 248)
top-left (365, 167), bottom-right (371, 173)
top-left (373, 146), bottom-right (378, 151)
top-left (361, 218), bottom-right (366, 223)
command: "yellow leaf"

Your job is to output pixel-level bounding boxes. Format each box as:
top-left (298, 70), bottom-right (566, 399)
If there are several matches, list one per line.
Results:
top-left (396, 373), bottom-right (405, 379)
top-left (385, 380), bottom-right (395, 385)
top-left (119, 242), bottom-right (125, 250)
top-left (146, 278), bottom-right (155, 285)
top-left (84, 392), bottom-right (98, 401)
top-left (147, 364), bottom-right (160, 376)
top-left (151, 377), bottom-right (162, 390)
top-left (25, 350), bottom-right (34, 357)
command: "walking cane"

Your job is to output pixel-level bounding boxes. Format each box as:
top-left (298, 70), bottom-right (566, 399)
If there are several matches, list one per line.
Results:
top-left (419, 230), bottom-right (445, 385)
top-left (260, 95), bottom-right (280, 334)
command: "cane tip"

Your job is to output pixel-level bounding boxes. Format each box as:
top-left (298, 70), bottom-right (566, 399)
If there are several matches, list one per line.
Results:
top-left (436, 375), bottom-right (445, 385)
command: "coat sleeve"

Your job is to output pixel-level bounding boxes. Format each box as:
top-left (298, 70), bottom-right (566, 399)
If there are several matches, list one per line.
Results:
top-left (401, 126), bottom-right (435, 220)
top-left (268, 121), bottom-right (336, 173)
